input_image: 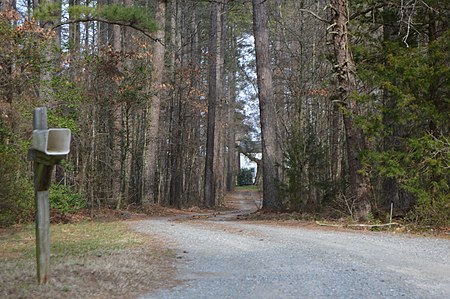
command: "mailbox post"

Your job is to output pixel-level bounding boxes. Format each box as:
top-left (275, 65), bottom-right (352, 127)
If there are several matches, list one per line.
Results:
top-left (28, 107), bottom-right (71, 284)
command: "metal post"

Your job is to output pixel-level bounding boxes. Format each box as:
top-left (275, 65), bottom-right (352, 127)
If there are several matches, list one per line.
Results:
top-left (33, 107), bottom-right (51, 285)
top-left (29, 107), bottom-right (70, 284)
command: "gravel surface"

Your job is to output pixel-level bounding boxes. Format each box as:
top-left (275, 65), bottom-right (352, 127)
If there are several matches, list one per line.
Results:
top-left (132, 193), bottom-right (450, 299)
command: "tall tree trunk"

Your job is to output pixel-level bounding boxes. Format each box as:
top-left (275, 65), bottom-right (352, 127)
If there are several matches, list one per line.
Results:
top-left (157, 0), bottom-right (177, 207)
top-left (330, 0), bottom-right (371, 220)
top-left (204, 0), bottom-right (226, 208)
top-left (215, 0), bottom-right (227, 205)
top-left (167, 0), bottom-right (184, 208)
top-left (144, 0), bottom-right (166, 205)
top-left (111, 0), bottom-right (123, 209)
top-left (112, 0), bottom-right (121, 52)
top-left (124, 0), bottom-right (144, 205)
top-left (226, 30), bottom-right (237, 192)
top-left (68, 0), bottom-right (80, 65)
top-left (37, 0), bottom-right (60, 103)
top-left (252, 0), bottom-right (283, 211)
top-left (98, 0), bottom-right (108, 49)
top-left (129, 113), bottom-right (146, 205)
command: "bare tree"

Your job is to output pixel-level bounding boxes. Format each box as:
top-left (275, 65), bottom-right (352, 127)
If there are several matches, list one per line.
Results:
top-left (204, 0), bottom-right (227, 208)
top-left (144, 0), bottom-right (167, 205)
top-left (329, 0), bottom-right (371, 220)
top-left (252, 0), bottom-right (283, 211)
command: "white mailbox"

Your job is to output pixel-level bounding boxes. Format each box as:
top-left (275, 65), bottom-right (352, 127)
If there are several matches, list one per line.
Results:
top-left (32, 128), bottom-right (71, 155)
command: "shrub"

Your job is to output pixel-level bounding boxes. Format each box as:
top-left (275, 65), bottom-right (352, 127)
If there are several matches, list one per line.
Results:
top-left (0, 148), bottom-right (34, 227)
top-left (364, 133), bottom-right (450, 227)
top-left (49, 184), bottom-right (87, 214)
top-left (238, 168), bottom-right (254, 186)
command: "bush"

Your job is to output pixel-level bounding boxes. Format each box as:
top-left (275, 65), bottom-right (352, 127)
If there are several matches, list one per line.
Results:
top-left (408, 195), bottom-right (450, 227)
top-left (49, 184), bottom-right (87, 214)
top-left (365, 133), bottom-right (450, 227)
top-left (280, 123), bottom-right (331, 212)
top-left (0, 149), bottom-right (34, 227)
top-left (238, 168), bottom-right (254, 186)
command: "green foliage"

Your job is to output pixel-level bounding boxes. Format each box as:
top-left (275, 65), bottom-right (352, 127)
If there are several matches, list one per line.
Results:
top-left (359, 29), bottom-right (450, 226)
top-left (0, 13), bottom-right (47, 227)
top-left (0, 170), bottom-right (34, 227)
top-left (237, 168), bottom-right (254, 186)
top-left (364, 134), bottom-right (449, 226)
top-left (409, 194), bottom-right (449, 228)
top-left (49, 184), bottom-right (87, 214)
top-left (67, 4), bottom-right (96, 19)
top-left (35, 3), bottom-right (157, 33)
top-left (98, 4), bottom-right (157, 32)
top-left (281, 126), bottom-right (307, 209)
top-left (363, 31), bottom-right (449, 132)
top-left (47, 77), bottom-right (84, 134)
top-left (33, 1), bottom-right (63, 22)
top-left (47, 111), bottom-right (79, 134)
top-left (235, 185), bottom-right (258, 191)
top-left (0, 125), bottom-right (34, 227)
top-left (280, 122), bottom-right (333, 211)
top-left (228, 1), bottom-right (253, 36)
top-left (404, 134), bottom-right (449, 226)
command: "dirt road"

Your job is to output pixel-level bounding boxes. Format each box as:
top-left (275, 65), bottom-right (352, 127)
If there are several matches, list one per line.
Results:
top-left (132, 190), bottom-right (450, 299)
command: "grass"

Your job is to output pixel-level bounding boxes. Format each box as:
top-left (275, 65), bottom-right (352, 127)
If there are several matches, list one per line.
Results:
top-left (0, 221), bottom-right (145, 261)
top-left (51, 221), bottom-right (145, 258)
top-left (0, 220), bottom-right (177, 299)
top-left (235, 185), bottom-right (259, 191)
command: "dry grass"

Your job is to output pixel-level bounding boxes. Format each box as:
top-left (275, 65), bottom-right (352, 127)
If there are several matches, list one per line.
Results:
top-left (0, 221), bottom-right (178, 298)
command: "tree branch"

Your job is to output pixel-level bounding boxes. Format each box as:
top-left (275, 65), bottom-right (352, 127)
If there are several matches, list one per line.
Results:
top-left (240, 150), bottom-right (261, 164)
top-left (316, 221), bottom-right (402, 228)
top-left (53, 17), bottom-right (165, 46)
top-left (298, 8), bottom-right (330, 24)
top-left (350, 3), bottom-right (387, 20)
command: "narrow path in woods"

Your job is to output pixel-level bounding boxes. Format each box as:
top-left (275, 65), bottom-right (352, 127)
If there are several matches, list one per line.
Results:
top-left (131, 190), bottom-right (450, 299)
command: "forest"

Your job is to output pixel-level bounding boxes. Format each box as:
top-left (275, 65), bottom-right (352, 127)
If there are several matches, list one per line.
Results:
top-left (0, 0), bottom-right (449, 227)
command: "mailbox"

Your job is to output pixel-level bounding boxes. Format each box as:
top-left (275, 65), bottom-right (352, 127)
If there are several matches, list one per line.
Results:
top-left (32, 128), bottom-right (71, 155)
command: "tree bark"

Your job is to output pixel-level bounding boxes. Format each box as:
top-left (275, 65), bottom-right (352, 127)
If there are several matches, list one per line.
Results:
top-left (112, 0), bottom-right (121, 52)
top-left (204, 0), bottom-right (226, 208)
top-left (37, 0), bottom-right (60, 102)
top-left (252, 0), bottom-right (283, 211)
top-left (330, 0), bottom-right (371, 220)
top-left (167, 0), bottom-right (184, 208)
top-left (144, 0), bottom-right (166, 205)
top-left (98, 0), bottom-right (108, 49)
top-left (226, 30), bottom-right (238, 192)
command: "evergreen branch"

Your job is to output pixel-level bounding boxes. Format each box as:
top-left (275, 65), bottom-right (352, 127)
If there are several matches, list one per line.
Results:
top-left (53, 18), bottom-right (165, 46)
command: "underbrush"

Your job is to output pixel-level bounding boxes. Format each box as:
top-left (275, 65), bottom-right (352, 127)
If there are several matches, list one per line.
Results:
top-left (240, 206), bottom-right (449, 236)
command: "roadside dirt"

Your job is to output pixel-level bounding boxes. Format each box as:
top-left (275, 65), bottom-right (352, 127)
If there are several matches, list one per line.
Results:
top-left (0, 234), bottom-right (178, 299)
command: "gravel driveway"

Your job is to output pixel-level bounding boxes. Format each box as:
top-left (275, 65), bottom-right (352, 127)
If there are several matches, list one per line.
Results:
top-left (132, 192), bottom-right (450, 299)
